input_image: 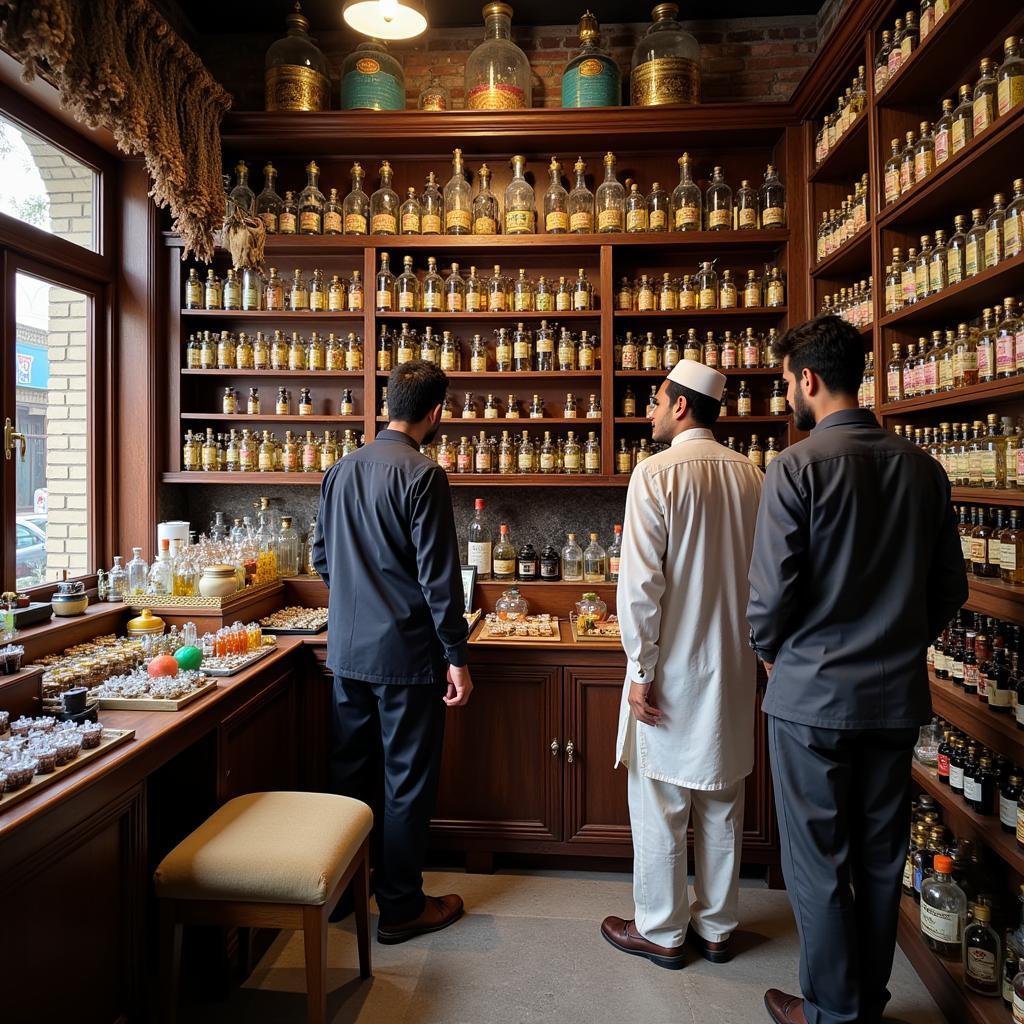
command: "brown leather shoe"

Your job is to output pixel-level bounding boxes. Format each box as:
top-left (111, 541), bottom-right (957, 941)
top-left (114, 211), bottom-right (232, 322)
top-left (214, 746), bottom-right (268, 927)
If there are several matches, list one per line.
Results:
top-left (377, 894), bottom-right (464, 945)
top-left (686, 925), bottom-right (732, 964)
top-left (600, 916), bottom-right (686, 970)
top-left (764, 989), bottom-right (806, 1024)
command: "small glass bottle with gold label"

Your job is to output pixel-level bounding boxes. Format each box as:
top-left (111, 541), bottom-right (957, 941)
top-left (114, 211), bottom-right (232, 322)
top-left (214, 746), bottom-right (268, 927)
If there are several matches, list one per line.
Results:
top-left (743, 269), bottom-right (762, 308)
top-left (247, 386), bottom-right (261, 416)
top-left (287, 331), bottom-right (306, 370)
top-left (696, 261), bottom-right (718, 309)
top-left (505, 155), bottom-right (535, 235)
top-left (569, 157), bottom-right (595, 234)
top-left (573, 268), bottom-right (593, 311)
top-left (577, 330), bottom-right (597, 370)
top-left (535, 275), bottom-right (554, 312)
top-left (558, 328), bottom-right (577, 371)
top-left (216, 330), bottom-right (236, 370)
top-left (347, 270), bottom-right (363, 312)
top-left (288, 269), bottom-right (309, 311)
top-left (279, 191), bottom-right (298, 235)
top-left (543, 158), bottom-right (569, 234)
top-left (647, 181), bottom-right (669, 233)
top-left (224, 272), bottom-right (243, 311)
top-left (469, 334), bottom-right (488, 372)
top-left (309, 269), bottom-right (327, 312)
top-left (719, 270), bottom-right (738, 309)
top-left (766, 267), bottom-right (786, 307)
top-left (706, 167), bottom-right (733, 230)
top-left (625, 182), bottom-right (648, 233)
top-left (298, 387), bottom-right (313, 416)
top-left (421, 173), bottom-right (444, 235)
top-left (204, 269), bottom-right (223, 309)
top-left (340, 389), bottom-right (355, 415)
top-left (596, 152), bottom-right (625, 232)
top-left (185, 267), bottom-right (203, 309)
top-left (276, 387), bottom-right (290, 416)
top-left (399, 188), bottom-right (421, 235)
top-left (736, 179), bottom-right (759, 230)
top-left (242, 267), bottom-right (263, 311)
top-left (472, 166), bottom-right (499, 235)
top-left (663, 330), bottom-right (680, 369)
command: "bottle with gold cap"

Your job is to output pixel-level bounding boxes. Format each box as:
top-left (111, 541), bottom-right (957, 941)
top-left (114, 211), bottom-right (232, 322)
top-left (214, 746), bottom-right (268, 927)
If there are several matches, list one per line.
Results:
top-left (340, 38), bottom-right (405, 111)
top-left (265, 1), bottom-right (329, 112)
top-left (998, 36), bottom-right (1024, 117)
top-left (630, 3), bottom-right (700, 107)
top-left (973, 58), bottom-right (998, 135)
top-left (465, 3), bottom-right (532, 110)
top-left (562, 11), bottom-right (621, 107)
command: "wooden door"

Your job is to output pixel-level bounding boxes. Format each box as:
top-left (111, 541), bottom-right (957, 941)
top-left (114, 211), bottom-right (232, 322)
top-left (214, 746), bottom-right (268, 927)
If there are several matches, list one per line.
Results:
top-left (564, 666), bottom-right (632, 850)
top-left (433, 664), bottom-right (562, 843)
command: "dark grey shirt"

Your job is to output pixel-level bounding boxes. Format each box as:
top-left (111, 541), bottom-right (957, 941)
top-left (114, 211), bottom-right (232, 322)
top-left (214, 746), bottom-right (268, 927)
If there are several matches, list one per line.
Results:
top-left (311, 428), bottom-right (468, 684)
top-left (747, 408), bottom-right (968, 729)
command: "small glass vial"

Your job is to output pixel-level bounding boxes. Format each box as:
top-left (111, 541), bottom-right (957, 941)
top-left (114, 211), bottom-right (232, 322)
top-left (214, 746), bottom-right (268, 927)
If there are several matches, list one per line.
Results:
top-left (298, 387), bottom-right (313, 416)
top-left (222, 386), bottom-right (238, 415)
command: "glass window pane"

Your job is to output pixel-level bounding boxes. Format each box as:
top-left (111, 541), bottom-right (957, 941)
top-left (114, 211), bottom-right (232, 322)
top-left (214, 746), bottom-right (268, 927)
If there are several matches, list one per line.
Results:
top-left (0, 113), bottom-right (97, 251)
top-left (15, 272), bottom-right (91, 587)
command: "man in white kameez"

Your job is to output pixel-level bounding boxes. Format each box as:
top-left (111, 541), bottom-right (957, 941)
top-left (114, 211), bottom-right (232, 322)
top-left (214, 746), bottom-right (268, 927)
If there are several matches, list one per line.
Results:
top-left (601, 359), bottom-right (763, 970)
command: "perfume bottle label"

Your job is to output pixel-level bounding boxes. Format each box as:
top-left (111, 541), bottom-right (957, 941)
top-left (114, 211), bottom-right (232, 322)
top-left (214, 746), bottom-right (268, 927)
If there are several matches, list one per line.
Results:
top-left (265, 65), bottom-right (329, 112)
top-left (341, 65), bottom-right (404, 111)
top-left (562, 58), bottom-right (619, 108)
top-left (466, 82), bottom-right (526, 110)
top-left (630, 56), bottom-right (699, 106)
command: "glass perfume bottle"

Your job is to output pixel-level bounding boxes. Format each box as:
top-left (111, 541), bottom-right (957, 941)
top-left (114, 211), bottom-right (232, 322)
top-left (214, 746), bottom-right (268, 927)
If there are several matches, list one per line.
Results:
top-left (418, 74), bottom-right (451, 111)
top-left (465, 2), bottom-right (531, 110)
top-left (444, 148), bottom-right (472, 235)
top-left (672, 152), bottom-right (702, 231)
top-left (760, 164), bottom-right (786, 228)
top-left (569, 156), bottom-right (595, 233)
top-left (472, 164), bottom-right (500, 235)
top-left (297, 160), bottom-right (324, 235)
top-left (630, 2), bottom-right (700, 107)
top-left (370, 161), bottom-right (399, 235)
top-left (505, 155), bottom-right (535, 234)
top-left (421, 172), bottom-right (444, 235)
top-left (265, 1), bottom-right (329, 112)
top-left (343, 163), bottom-right (369, 235)
top-left (255, 162), bottom-right (282, 232)
top-left (706, 166), bottom-right (733, 231)
top-left (561, 10), bottom-right (621, 108)
top-left (543, 158), bottom-right (569, 234)
top-left (596, 151), bottom-right (624, 232)
top-left (400, 188), bottom-right (421, 235)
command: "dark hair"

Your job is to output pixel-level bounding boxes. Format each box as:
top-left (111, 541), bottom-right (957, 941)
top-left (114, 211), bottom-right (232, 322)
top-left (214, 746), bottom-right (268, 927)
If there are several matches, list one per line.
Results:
top-left (770, 315), bottom-right (864, 397)
top-left (388, 360), bottom-right (449, 422)
top-left (664, 380), bottom-right (720, 427)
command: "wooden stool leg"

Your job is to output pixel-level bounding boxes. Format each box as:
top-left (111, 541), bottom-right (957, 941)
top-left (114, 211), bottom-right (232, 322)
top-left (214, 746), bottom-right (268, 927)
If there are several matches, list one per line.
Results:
top-left (303, 905), bottom-right (328, 1024)
top-left (353, 841), bottom-right (372, 980)
top-left (158, 900), bottom-right (183, 1024)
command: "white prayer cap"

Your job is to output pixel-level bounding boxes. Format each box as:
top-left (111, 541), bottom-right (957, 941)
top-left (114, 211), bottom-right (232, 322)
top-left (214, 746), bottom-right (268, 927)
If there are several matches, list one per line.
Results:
top-left (666, 359), bottom-right (727, 402)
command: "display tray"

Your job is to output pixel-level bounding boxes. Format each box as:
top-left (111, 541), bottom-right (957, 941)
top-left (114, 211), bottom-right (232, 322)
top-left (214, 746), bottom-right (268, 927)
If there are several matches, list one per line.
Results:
top-left (259, 623), bottom-right (328, 636)
top-left (126, 579), bottom-right (280, 610)
top-left (93, 678), bottom-right (218, 711)
top-left (11, 602), bottom-right (53, 629)
top-left (0, 727), bottom-right (134, 810)
top-left (200, 644), bottom-right (277, 676)
top-left (464, 609), bottom-right (482, 630)
top-left (476, 617), bottom-right (561, 642)
top-left (569, 616), bottom-right (622, 644)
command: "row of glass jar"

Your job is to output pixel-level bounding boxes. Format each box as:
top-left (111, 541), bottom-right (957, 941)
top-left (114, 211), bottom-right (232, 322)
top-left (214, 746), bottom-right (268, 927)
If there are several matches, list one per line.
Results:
top-left (375, 257), bottom-right (597, 313)
top-left (813, 65), bottom-right (867, 166)
top-left (884, 187), bottom-right (1024, 313)
top-left (219, 386), bottom-right (358, 418)
top-left (815, 174), bottom-right (870, 263)
top-left (427, 430), bottom-right (603, 476)
top-left (817, 280), bottom-right (874, 331)
top-left (188, 266), bottom-right (364, 313)
top-left (617, 327), bottom-right (783, 372)
top-left (185, 329), bottom-right (364, 371)
top-left (882, 39), bottom-right (1023, 207)
top-left (615, 265), bottom-right (786, 312)
top-left (229, 152), bottom-right (786, 239)
top-left (885, 303), bottom-right (1024, 402)
top-left (898, 417), bottom-right (1024, 491)
top-left (181, 428), bottom-right (363, 474)
top-left (872, 7), bottom-right (927, 95)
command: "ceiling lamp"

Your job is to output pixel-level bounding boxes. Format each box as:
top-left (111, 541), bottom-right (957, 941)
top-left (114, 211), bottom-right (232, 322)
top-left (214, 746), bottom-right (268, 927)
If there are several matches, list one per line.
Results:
top-left (342, 0), bottom-right (428, 40)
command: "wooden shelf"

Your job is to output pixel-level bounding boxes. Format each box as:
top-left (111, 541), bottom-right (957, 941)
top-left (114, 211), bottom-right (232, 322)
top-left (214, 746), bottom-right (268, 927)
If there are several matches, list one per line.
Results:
top-left (612, 306), bottom-right (787, 319)
top-left (897, 893), bottom-right (1006, 1024)
top-left (162, 470), bottom-right (629, 487)
top-left (967, 576), bottom-right (1024, 626)
top-left (880, 374), bottom-right (1024, 416)
top-left (180, 413), bottom-right (364, 424)
top-left (810, 227), bottom-right (871, 279)
top-left (878, 252), bottom-right (1024, 329)
top-left (614, 415), bottom-right (787, 424)
top-left (375, 370), bottom-right (601, 379)
top-left (181, 369), bottom-right (365, 379)
top-left (952, 487), bottom-right (1024, 507)
top-left (614, 368), bottom-right (780, 377)
top-left (877, 103), bottom-right (1024, 231)
top-left (808, 108), bottom-right (869, 183)
top-left (162, 471), bottom-right (324, 484)
top-left (929, 671), bottom-right (1024, 764)
top-left (180, 309), bottom-right (362, 320)
top-left (391, 418), bottom-right (596, 426)
top-left (911, 760), bottom-right (1024, 876)
top-left (376, 310), bottom-right (599, 320)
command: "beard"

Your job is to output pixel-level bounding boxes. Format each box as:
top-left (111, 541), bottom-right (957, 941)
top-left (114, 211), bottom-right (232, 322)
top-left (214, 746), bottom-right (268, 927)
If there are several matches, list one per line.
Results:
top-left (422, 421), bottom-right (440, 445)
top-left (792, 388), bottom-right (816, 431)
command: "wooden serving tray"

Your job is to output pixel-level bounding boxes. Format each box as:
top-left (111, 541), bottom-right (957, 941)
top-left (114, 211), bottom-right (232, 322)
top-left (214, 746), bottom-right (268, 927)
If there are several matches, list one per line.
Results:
top-left (200, 644), bottom-right (277, 676)
top-left (569, 618), bottom-right (623, 644)
top-left (0, 727), bottom-right (135, 810)
top-left (477, 617), bottom-right (561, 643)
top-left (93, 677), bottom-right (218, 711)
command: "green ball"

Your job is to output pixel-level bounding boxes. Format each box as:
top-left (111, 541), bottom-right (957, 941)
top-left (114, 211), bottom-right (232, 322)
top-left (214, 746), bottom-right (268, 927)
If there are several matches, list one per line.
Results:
top-left (173, 645), bottom-right (203, 671)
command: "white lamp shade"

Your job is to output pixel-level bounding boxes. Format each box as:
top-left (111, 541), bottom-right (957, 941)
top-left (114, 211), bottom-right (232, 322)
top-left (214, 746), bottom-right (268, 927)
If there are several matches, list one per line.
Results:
top-left (343, 0), bottom-right (428, 40)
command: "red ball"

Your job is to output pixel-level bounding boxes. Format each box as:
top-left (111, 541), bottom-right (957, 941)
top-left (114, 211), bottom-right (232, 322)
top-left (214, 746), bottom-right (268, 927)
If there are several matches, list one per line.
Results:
top-left (147, 654), bottom-right (180, 678)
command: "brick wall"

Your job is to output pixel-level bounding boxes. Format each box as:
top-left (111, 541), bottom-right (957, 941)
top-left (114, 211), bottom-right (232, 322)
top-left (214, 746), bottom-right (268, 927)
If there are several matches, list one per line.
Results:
top-left (199, 15), bottom-right (820, 110)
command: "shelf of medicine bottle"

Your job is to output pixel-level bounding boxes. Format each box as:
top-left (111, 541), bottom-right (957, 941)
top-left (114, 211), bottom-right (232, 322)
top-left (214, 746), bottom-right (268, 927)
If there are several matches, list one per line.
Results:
top-left (180, 414), bottom-right (365, 424)
top-left (613, 416), bottom-right (788, 424)
top-left (968, 578), bottom-right (1024, 626)
top-left (896, 893), bottom-right (1006, 1024)
top-left (613, 368), bottom-right (781, 378)
top-left (162, 471), bottom-right (324, 484)
top-left (612, 307), bottom-right (787, 319)
top-left (374, 370), bottom-right (601, 379)
top-left (444, 474), bottom-right (628, 487)
top-left (876, 102), bottom-right (1024, 232)
top-left (809, 227), bottom-right (871, 279)
top-left (181, 369), bottom-right (365, 379)
top-left (180, 309), bottom-right (363, 321)
top-left (880, 372), bottom-right (1024, 416)
top-left (807, 108), bottom-right (869, 184)
top-left (878, 252), bottom-right (1024, 330)
top-left (377, 417), bottom-right (596, 427)
top-left (952, 488), bottom-right (1024, 508)
top-left (910, 759), bottom-right (1024, 878)
top-left (375, 311), bottom-right (599, 321)
top-left (929, 670), bottom-right (1024, 765)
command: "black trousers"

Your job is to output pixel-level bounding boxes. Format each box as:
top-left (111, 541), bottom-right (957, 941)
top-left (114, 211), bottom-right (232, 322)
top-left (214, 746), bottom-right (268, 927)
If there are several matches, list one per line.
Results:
top-left (330, 674), bottom-right (446, 926)
top-left (768, 716), bottom-right (918, 1024)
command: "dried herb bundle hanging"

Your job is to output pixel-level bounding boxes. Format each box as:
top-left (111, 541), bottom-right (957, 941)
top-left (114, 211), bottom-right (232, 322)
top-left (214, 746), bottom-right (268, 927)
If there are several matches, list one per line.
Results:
top-left (0, 0), bottom-right (232, 263)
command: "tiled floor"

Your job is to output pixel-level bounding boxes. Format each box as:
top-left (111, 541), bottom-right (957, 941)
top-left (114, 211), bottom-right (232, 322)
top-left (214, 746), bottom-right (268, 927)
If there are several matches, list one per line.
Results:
top-left (182, 869), bottom-right (945, 1023)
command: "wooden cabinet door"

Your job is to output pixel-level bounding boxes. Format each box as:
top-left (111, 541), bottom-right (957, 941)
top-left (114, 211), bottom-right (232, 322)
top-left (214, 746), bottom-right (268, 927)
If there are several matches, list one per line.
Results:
top-left (564, 666), bottom-right (632, 850)
top-left (433, 664), bottom-right (562, 843)
top-left (218, 668), bottom-right (297, 803)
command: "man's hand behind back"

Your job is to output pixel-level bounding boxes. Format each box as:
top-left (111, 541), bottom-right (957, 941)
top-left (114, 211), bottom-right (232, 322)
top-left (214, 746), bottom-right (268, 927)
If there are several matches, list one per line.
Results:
top-left (444, 664), bottom-right (474, 707)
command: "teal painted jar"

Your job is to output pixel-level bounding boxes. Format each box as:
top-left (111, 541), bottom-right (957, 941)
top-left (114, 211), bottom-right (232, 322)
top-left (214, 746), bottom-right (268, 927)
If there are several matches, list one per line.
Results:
top-left (561, 12), bottom-right (621, 108)
top-left (341, 40), bottom-right (406, 111)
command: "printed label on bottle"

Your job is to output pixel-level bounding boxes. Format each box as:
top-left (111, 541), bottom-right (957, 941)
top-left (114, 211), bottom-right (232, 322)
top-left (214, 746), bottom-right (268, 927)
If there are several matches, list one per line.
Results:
top-left (546, 211), bottom-right (569, 232)
top-left (951, 119), bottom-right (968, 152)
top-left (708, 208), bottom-right (731, 229)
top-left (1005, 217), bottom-right (1021, 257)
top-left (934, 128), bottom-right (949, 164)
top-left (513, 341), bottom-right (531, 360)
top-left (970, 537), bottom-right (988, 561)
top-left (763, 206), bottom-right (785, 227)
top-left (649, 209), bottom-right (667, 230)
top-left (949, 764), bottom-right (964, 789)
top-left (947, 250), bottom-right (963, 284)
top-left (598, 209), bottom-right (622, 231)
top-left (973, 94), bottom-right (994, 134)
top-left (299, 211), bottom-right (321, 233)
top-left (937, 751), bottom-right (950, 777)
top-left (626, 209), bottom-right (648, 232)
top-left (737, 397), bottom-right (752, 415)
top-left (902, 857), bottom-right (914, 889)
top-left (505, 209), bottom-right (533, 233)
top-left (770, 397), bottom-right (787, 415)
top-left (675, 205), bottom-right (699, 230)
top-left (998, 77), bottom-right (1024, 116)
top-left (699, 288), bottom-right (716, 309)
top-left (401, 212), bottom-right (420, 233)
top-left (371, 214), bottom-right (397, 234)
top-left (884, 169), bottom-right (900, 204)
top-left (992, 682), bottom-right (1012, 707)
top-left (421, 213), bottom-right (441, 234)
top-left (570, 211), bottom-right (593, 232)
top-left (344, 213), bottom-right (367, 234)
top-left (964, 776), bottom-right (982, 801)
top-left (914, 152), bottom-right (933, 181)
top-left (585, 451), bottom-right (600, 470)
top-left (980, 451), bottom-right (998, 483)
top-left (966, 948), bottom-right (997, 983)
top-left (920, 901), bottom-right (962, 943)
top-left (573, 289), bottom-right (589, 310)
top-left (562, 60), bottom-right (619, 107)
top-left (341, 67), bottom-right (404, 111)
top-left (376, 289), bottom-right (393, 310)
top-left (1013, 991), bottom-right (1024, 1024)
top-left (928, 262), bottom-right (944, 293)
top-left (738, 207), bottom-right (758, 229)
top-left (966, 239), bottom-right (980, 276)
top-left (447, 293), bottom-right (464, 313)
top-left (324, 210), bottom-right (342, 233)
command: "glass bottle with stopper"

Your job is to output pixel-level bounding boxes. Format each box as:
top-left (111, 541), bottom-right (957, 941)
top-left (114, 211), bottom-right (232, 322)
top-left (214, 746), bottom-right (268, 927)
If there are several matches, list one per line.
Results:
top-left (465, 2), bottom-right (532, 110)
top-left (265, 1), bottom-right (329, 112)
top-left (631, 3), bottom-right (700, 107)
top-left (562, 10), bottom-right (621, 108)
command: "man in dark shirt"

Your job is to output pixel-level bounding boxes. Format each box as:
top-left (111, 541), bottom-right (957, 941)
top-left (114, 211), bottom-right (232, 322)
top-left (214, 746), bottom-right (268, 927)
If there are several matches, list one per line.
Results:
top-left (312, 360), bottom-right (472, 945)
top-left (747, 317), bottom-right (967, 1024)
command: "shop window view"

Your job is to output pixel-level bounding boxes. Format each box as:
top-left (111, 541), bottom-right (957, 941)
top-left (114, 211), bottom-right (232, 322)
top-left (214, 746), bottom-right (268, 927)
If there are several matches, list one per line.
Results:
top-left (0, 112), bottom-right (96, 252)
top-left (14, 272), bottom-right (91, 589)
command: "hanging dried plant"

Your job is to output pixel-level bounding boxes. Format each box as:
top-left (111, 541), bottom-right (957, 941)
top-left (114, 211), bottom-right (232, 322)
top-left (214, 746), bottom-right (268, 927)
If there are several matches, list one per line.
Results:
top-left (223, 203), bottom-right (266, 272)
top-left (0, 0), bottom-right (232, 263)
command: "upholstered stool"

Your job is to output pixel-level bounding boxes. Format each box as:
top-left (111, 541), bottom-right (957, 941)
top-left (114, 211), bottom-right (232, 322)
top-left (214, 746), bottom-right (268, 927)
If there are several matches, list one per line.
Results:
top-left (154, 791), bottom-right (373, 1024)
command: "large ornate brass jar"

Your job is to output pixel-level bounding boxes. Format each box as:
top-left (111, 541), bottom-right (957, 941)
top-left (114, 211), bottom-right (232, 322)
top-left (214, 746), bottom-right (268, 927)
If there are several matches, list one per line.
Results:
top-left (630, 3), bottom-right (701, 107)
top-left (265, 2), bottom-right (330, 112)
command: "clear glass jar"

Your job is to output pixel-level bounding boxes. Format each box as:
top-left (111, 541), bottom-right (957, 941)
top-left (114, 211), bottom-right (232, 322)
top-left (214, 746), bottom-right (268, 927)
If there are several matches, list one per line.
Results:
top-left (418, 74), bottom-right (451, 111)
top-left (277, 516), bottom-right (300, 576)
top-left (495, 586), bottom-right (529, 620)
top-left (576, 591), bottom-right (609, 630)
top-left (264, 1), bottom-right (329, 112)
top-left (341, 39), bottom-right (405, 111)
top-left (125, 547), bottom-right (149, 598)
top-left (465, 2), bottom-right (532, 110)
top-left (630, 3), bottom-right (700, 107)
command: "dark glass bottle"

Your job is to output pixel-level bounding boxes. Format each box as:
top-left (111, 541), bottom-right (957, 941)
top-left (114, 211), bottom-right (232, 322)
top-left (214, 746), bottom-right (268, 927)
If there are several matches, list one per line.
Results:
top-left (961, 744), bottom-right (980, 807)
top-left (972, 508), bottom-right (999, 578)
top-left (1001, 773), bottom-right (1023, 833)
top-left (963, 632), bottom-right (979, 696)
top-left (934, 622), bottom-right (950, 679)
top-left (949, 738), bottom-right (966, 795)
top-left (539, 544), bottom-right (562, 581)
top-left (937, 729), bottom-right (953, 783)
top-left (950, 627), bottom-right (966, 688)
top-left (964, 903), bottom-right (1001, 997)
top-left (989, 647), bottom-right (1013, 713)
top-left (516, 542), bottom-right (539, 581)
top-left (974, 754), bottom-right (997, 814)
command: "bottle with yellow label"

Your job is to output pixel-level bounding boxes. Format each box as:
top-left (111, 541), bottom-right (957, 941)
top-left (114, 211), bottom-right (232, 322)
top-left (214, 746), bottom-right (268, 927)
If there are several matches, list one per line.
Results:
top-left (185, 267), bottom-right (203, 309)
top-left (279, 191), bottom-right (298, 235)
top-left (224, 270), bottom-right (243, 310)
top-left (376, 252), bottom-right (396, 311)
top-left (577, 331), bottom-right (597, 371)
top-left (659, 273), bottom-right (677, 312)
top-left (596, 152), bottom-right (625, 232)
top-left (204, 269), bottom-right (222, 310)
top-left (488, 265), bottom-right (509, 312)
top-left (276, 387), bottom-right (290, 416)
top-left (558, 328), bottom-right (577, 371)
top-left (399, 188), bottom-right (421, 235)
top-left (470, 334), bottom-right (488, 372)
top-left (535, 275), bottom-right (554, 312)
top-left (370, 161), bottom-right (399, 235)
top-left (766, 268), bottom-right (786, 307)
top-left (636, 274), bottom-right (655, 312)
top-left (625, 183), bottom-right (649, 233)
top-left (297, 160), bottom-right (324, 235)
top-left (182, 430), bottom-right (200, 471)
top-left (735, 179), bottom-right (759, 230)
top-left (289, 269), bottom-right (309, 311)
top-left (672, 152), bottom-right (702, 231)
top-left (696, 261), bottom-right (718, 310)
top-left (443, 149), bottom-right (472, 235)
top-left (309, 269), bottom-right (327, 312)
top-left (706, 166), bottom-right (733, 231)
top-left (573, 268), bottom-right (593, 311)
top-left (258, 430), bottom-right (277, 473)
top-left (719, 270), bottom-right (738, 309)
top-left (505, 155), bottom-right (535, 235)
top-left (569, 157), bottom-right (595, 233)
top-left (345, 333), bottom-right (363, 371)
top-left (264, 266), bottom-right (285, 312)
top-left (222, 387), bottom-right (238, 415)
top-left (760, 164), bottom-right (786, 228)
top-left (465, 266), bottom-right (483, 312)
top-left (737, 380), bottom-right (752, 417)
top-left (216, 330), bottom-right (236, 370)
top-left (288, 331), bottom-right (306, 371)
top-left (998, 36), bottom-right (1024, 117)
top-left (421, 172), bottom-right (444, 235)
top-left (472, 165), bottom-right (499, 235)
top-left (543, 158), bottom-right (569, 234)
top-left (973, 58), bottom-right (998, 135)
top-left (347, 270), bottom-right (363, 312)
top-left (269, 330), bottom-right (287, 370)
top-left (647, 181), bottom-right (669, 232)
top-left (440, 331), bottom-right (461, 372)
top-left (343, 163), bottom-right (369, 235)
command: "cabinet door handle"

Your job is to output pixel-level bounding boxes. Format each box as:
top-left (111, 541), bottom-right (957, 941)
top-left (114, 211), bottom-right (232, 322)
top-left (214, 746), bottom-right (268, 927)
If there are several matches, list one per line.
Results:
top-left (550, 739), bottom-right (560, 757)
top-left (566, 740), bottom-right (576, 764)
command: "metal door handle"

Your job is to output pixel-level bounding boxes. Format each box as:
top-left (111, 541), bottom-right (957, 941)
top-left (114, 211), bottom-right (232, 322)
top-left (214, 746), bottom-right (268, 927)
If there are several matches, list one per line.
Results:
top-left (4, 419), bottom-right (26, 462)
top-left (566, 740), bottom-right (576, 764)
top-left (550, 739), bottom-right (560, 757)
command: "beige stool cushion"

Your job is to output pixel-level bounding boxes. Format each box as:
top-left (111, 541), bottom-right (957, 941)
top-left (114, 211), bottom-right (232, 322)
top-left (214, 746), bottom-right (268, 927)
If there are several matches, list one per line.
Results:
top-left (154, 791), bottom-right (373, 906)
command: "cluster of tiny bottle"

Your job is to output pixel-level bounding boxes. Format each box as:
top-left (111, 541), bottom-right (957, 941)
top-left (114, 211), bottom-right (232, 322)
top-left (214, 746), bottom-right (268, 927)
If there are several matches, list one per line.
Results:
top-left (614, 263), bottom-right (785, 312)
top-left (813, 65), bottom-right (868, 165)
top-left (815, 173), bottom-right (870, 262)
top-left (182, 427), bottom-right (362, 474)
top-left (185, 329), bottom-right (363, 371)
top-left (816, 280), bottom-right (873, 330)
top-left (902, 418), bottom-right (1024, 495)
top-left (186, 264), bottom-right (363, 313)
top-left (615, 326), bottom-right (782, 371)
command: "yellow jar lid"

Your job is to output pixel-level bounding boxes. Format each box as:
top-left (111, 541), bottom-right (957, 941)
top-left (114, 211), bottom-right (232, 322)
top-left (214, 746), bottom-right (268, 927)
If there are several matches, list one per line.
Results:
top-left (126, 608), bottom-right (165, 635)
